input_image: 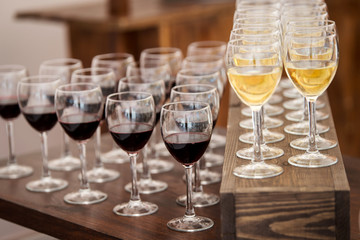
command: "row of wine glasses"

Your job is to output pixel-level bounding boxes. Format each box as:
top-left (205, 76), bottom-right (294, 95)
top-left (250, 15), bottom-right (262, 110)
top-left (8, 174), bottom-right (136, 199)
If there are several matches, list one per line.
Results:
top-left (227, 0), bottom-right (339, 179)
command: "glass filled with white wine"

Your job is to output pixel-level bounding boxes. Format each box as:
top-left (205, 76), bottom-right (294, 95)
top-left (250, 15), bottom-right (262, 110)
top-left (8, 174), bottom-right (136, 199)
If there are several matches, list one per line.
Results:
top-left (284, 28), bottom-right (339, 168)
top-left (226, 38), bottom-right (284, 179)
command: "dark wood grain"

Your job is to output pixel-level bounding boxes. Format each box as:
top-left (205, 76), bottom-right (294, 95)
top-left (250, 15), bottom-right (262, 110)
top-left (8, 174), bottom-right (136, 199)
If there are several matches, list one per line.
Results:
top-left (0, 132), bottom-right (224, 240)
top-left (220, 82), bottom-right (350, 240)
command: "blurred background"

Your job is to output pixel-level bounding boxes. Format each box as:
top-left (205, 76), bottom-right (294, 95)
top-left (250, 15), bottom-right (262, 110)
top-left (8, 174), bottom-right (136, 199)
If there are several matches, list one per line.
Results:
top-left (0, 0), bottom-right (359, 239)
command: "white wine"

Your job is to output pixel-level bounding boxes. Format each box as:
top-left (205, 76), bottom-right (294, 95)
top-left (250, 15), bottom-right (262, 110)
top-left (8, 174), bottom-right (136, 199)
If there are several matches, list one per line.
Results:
top-left (285, 61), bottom-right (337, 98)
top-left (233, 52), bottom-right (279, 66)
top-left (227, 66), bottom-right (282, 107)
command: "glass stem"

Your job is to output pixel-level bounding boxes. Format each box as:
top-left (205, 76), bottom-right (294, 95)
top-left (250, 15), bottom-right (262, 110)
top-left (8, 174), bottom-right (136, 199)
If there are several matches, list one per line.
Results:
top-left (61, 131), bottom-right (71, 158)
top-left (307, 99), bottom-right (318, 153)
top-left (252, 109), bottom-right (263, 163)
top-left (140, 148), bottom-right (151, 181)
top-left (259, 107), bottom-right (265, 145)
top-left (193, 159), bottom-right (203, 193)
top-left (6, 121), bottom-right (16, 166)
top-left (303, 97), bottom-right (308, 121)
top-left (40, 132), bottom-right (50, 178)
top-left (94, 126), bottom-right (103, 169)
top-left (78, 142), bottom-right (90, 191)
top-left (129, 153), bottom-right (141, 202)
top-left (185, 165), bottom-right (195, 218)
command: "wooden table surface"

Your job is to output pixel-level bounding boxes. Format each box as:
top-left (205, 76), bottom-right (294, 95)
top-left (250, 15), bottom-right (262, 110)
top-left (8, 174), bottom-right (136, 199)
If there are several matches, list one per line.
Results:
top-left (0, 133), bottom-right (223, 240)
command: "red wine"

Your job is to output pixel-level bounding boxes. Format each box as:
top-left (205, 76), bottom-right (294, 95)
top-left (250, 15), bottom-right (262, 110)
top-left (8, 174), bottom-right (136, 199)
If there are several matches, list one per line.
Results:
top-left (110, 123), bottom-right (153, 153)
top-left (155, 111), bottom-right (161, 124)
top-left (0, 98), bottom-right (20, 120)
top-left (23, 106), bottom-right (57, 132)
top-left (59, 114), bottom-right (100, 141)
top-left (164, 132), bottom-right (210, 166)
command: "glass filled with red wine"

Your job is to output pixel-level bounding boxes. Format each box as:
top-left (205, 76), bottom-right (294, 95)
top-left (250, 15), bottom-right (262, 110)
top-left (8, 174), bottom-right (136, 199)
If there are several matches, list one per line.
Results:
top-left (170, 84), bottom-right (220, 207)
top-left (161, 101), bottom-right (214, 232)
top-left (106, 91), bottom-right (158, 216)
top-left (17, 76), bottom-right (68, 192)
top-left (55, 83), bottom-right (107, 204)
top-left (71, 68), bottom-right (120, 183)
top-left (92, 52), bottom-right (135, 164)
top-left (39, 58), bottom-right (83, 172)
top-left (118, 76), bottom-right (168, 194)
top-left (0, 65), bottom-right (33, 179)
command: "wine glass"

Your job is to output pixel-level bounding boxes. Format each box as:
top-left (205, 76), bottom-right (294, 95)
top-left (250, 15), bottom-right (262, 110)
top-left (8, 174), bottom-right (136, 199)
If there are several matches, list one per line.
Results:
top-left (226, 38), bottom-right (284, 178)
top-left (18, 76), bottom-right (68, 192)
top-left (92, 52), bottom-right (135, 164)
top-left (170, 84), bottom-right (220, 207)
top-left (0, 65), bottom-right (33, 179)
top-left (284, 27), bottom-right (339, 167)
top-left (106, 92), bottom-right (158, 216)
top-left (161, 101), bottom-right (214, 232)
top-left (39, 58), bottom-right (82, 171)
top-left (55, 83), bottom-right (107, 204)
top-left (71, 68), bottom-right (120, 183)
top-left (187, 41), bottom-right (226, 57)
top-left (118, 76), bottom-right (168, 194)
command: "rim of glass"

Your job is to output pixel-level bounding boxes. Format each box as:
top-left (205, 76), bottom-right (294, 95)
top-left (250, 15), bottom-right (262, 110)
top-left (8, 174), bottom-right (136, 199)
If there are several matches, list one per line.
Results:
top-left (231, 28), bottom-right (281, 39)
top-left (286, 19), bottom-right (335, 30)
top-left (285, 29), bottom-right (337, 40)
top-left (141, 47), bottom-right (182, 58)
top-left (72, 67), bottom-right (115, 78)
top-left (282, 9), bottom-right (328, 16)
top-left (56, 82), bottom-right (101, 94)
top-left (40, 58), bottom-right (82, 68)
top-left (183, 55), bottom-right (224, 65)
top-left (92, 53), bottom-right (134, 63)
top-left (119, 76), bottom-right (165, 86)
top-left (0, 64), bottom-right (26, 75)
top-left (107, 91), bottom-right (153, 103)
top-left (161, 101), bottom-right (210, 113)
top-left (19, 75), bottom-right (62, 85)
top-left (227, 38), bottom-right (281, 48)
top-left (171, 84), bottom-right (217, 95)
top-left (177, 68), bottom-right (220, 78)
top-left (188, 40), bottom-right (226, 49)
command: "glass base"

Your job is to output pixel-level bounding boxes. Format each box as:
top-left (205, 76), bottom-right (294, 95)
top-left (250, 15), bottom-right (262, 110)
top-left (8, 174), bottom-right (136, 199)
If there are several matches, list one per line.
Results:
top-left (26, 177), bottom-right (68, 193)
top-left (204, 152), bottom-right (223, 167)
top-left (167, 215), bottom-right (214, 232)
top-left (290, 136), bottom-right (338, 151)
top-left (283, 88), bottom-right (301, 98)
top-left (84, 167), bottom-right (120, 183)
top-left (101, 148), bottom-right (129, 164)
top-left (200, 169), bottom-right (221, 185)
top-left (124, 179), bottom-right (168, 194)
top-left (241, 105), bottom-right (284, 117)
top-left (48, 156), bottom-right (81, 171)
top-left (137, 159), bottom-right (174, 174)
top-left (113, 200), bottom-right (158, 217)
top-left (284, 122), bottom-right (329, 136)
top-left (239, 130), bottom-right (284, 144)
top-left (233, 162), bottom-right (283, 179)
top-left (0, 164), bottom-right (33, 179)
top-left (285, 110), bottom-right (329, 122)
top-left (239, 117), bottom-right (283, 130)
top-left (288, 152), bottom-right (338, 168)
top-left (236, 145), bottom-right (284, 160)
top-left (176, 192), bottom-right (220, 207)
top-left (64, 189), bottom-right (107, 205)
top-left (283, 98), bottom-right (325, 110)
top-left (268, 94), bottom-right (282, 105)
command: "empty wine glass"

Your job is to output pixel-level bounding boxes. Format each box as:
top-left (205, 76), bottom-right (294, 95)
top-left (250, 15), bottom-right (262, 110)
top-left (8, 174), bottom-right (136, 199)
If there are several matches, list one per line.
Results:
top-left (71, 68), bottom-right (120, 183)
top-left (284, 27), bottom-right (339, 167)
top-left (39, 58), bottom-right (82, 171)
top-left (55, 83), bottom-right (107, 204)
top-left (187, 40), bottom-right (226, 57)
top-left (18, 76), bottom-right (68, 192)
top-left (226, 38), bottom-right (284, 178)
top-left (161, 101), bottom-right (214, 232)
top-left (107, 92), bottom-right (158, 216)
top-left (118, 76), bottom-right (168, 194)
top-left (0, 65), bottom-right (33, 179)
top-left (92, 52), bottom-right (135, 164)
top-left (170, 84), bottom-right (220, 207)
